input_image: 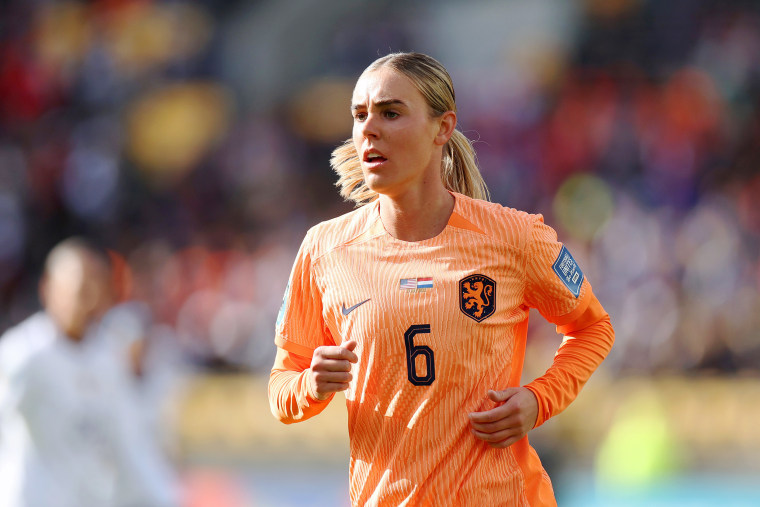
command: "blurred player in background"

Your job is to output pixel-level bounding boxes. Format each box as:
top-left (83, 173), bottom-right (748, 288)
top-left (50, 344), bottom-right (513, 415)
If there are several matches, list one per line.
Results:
top-left (268, 52), bottom-right (615, 506)
top-left (0, 238), bottom-right (180, 507)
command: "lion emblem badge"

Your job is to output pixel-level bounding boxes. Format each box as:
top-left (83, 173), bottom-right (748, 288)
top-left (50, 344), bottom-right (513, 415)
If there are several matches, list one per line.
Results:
top-left (459, 274), bottom-right (496, 322)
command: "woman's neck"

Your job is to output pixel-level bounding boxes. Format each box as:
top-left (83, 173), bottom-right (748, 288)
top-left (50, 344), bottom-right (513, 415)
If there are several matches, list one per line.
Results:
top-left (378, 186), bottom-right (455, 242)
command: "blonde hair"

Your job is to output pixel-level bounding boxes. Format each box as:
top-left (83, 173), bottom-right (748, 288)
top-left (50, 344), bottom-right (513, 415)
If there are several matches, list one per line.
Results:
top-left (331, 52), bottom-right (490, 206)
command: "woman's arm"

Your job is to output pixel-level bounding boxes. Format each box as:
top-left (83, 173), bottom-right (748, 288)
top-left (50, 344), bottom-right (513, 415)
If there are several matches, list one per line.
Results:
top-left (268, 341), bottom-right (358, 424)
top-left (525, 296), bottom-right (614, 428)
top-left (268, 347), bottom-right (331, 424)
top-left (469, 296), bottom-right (613, 446)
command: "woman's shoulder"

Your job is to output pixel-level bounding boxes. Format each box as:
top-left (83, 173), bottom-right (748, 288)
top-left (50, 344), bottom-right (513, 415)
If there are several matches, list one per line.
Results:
top-left (453, 193), bottom-right (539, 238)
top-left (302, 203), bottom-right (378, 257)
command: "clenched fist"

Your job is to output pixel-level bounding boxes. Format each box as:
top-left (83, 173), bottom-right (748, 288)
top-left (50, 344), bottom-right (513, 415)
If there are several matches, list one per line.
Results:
top-left (308, 340), bottom-right (359, 400)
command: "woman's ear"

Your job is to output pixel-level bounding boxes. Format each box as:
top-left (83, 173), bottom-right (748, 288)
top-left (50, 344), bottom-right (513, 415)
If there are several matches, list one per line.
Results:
top-left (434, 111), bottom-right (457, 146)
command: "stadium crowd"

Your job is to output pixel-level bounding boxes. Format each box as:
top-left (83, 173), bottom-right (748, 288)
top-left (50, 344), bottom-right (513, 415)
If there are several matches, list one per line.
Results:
top-left (1, 1), bottom-right (759, 505)
top-left (1, 0), bottom-right (757, 378)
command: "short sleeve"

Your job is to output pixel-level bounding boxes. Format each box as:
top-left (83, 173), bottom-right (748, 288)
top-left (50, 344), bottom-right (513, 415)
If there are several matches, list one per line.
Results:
top-left (523, 216), bottom-right (593, 327)
top-left (275, 229), bottom-right (334, 357)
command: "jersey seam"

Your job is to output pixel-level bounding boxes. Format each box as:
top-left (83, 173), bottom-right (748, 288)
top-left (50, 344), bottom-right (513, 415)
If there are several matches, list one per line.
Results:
top-left (310, 216), bottom-right (383, 267)
top-left (445, 221), bottom-right (525, 254)
top-left (518, 217), bottom-right (534, 309)
top-left (311, 221), bottom-right (385, 296)
top-left (275, 333), bottom-right (317, 356)
top-left (300, 208), bottom-right (381, 296)
top-left (446, 210), bottom-right (536, 302)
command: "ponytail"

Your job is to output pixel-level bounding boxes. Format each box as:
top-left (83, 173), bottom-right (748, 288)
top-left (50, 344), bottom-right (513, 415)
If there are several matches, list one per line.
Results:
top-left (330, 128), bottom-right (490, 207)
top-left (442, 129), bottom-right (490, 202)
top-left (331, 138), bottom-right (377, 206)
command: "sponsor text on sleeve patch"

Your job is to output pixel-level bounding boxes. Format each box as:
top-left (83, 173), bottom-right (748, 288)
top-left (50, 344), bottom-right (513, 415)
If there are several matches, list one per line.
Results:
top-left (552, 246), bottom-right (584, 298)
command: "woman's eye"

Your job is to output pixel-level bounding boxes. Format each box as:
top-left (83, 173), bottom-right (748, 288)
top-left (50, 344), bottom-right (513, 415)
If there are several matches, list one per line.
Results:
top-left (384, 111), bottom-right (399, 119)
top-left (354, 112), bottom-right (367, 121)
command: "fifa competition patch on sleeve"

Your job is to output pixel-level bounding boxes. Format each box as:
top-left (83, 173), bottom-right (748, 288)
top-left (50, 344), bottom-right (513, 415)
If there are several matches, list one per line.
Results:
top-left (552, 246), bottom-right (584, 298)
top-left (276, 282), bottom-right (289, 328)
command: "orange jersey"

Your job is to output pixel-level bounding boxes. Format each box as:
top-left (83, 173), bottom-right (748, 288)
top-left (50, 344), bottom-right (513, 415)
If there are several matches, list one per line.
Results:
top-left (270, 192), bottom-right (613, 506)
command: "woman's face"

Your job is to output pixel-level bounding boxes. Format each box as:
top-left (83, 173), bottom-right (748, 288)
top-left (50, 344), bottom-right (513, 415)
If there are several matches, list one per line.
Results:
top-left (351, 67), bottom-right (453, 199)
top-left (41, 250), bottom-right (112, 341)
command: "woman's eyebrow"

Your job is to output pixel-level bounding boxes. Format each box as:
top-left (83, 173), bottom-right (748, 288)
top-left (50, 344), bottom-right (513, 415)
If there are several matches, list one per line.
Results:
top-left (351, 99), bottom-right (407, 111)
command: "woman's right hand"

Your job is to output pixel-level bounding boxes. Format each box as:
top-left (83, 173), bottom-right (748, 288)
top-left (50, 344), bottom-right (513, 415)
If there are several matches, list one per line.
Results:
top-left (308, 340), bottom-right (359, 400)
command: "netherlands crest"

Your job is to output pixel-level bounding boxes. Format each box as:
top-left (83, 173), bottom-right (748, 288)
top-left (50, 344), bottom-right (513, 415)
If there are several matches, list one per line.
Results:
top-left (459, 274), bottom-right (496, 322)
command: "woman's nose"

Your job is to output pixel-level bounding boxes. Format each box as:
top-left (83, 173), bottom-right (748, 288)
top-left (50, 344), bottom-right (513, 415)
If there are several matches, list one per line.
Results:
top-left (359, 113), bottom-right (379, 138)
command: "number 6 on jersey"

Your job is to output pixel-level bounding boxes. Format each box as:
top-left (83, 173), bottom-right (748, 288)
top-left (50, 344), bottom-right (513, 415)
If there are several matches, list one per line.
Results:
top-left (404, 324), bottom-right (435, 385)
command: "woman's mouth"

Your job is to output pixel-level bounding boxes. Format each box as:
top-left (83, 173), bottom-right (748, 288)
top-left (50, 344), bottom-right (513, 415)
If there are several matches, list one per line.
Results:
top-left (364, 150), bottom-right (387, 169)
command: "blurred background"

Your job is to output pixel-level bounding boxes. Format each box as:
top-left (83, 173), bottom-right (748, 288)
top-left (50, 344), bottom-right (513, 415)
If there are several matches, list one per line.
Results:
top-left (1, 0), bottom-right (759, 505)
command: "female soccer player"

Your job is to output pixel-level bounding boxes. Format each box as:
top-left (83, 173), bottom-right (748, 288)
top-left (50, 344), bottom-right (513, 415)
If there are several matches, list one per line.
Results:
top-left (268, 52), bottom-right (614, 506)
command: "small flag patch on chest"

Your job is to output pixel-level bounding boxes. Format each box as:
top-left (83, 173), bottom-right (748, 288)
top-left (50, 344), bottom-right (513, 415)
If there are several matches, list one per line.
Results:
top-left (400, 277), bottom-right (433, 290)
top-left (552, 246), bottom-right (584, 298)
top-left (400, 278), bottom-right (417, 290)
top-left (417, 277), bottom-right (433, 289)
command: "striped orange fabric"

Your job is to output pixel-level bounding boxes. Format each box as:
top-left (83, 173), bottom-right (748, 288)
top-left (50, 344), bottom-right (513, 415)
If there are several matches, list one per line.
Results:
top-left (272, 192), bottom-right (608, 506)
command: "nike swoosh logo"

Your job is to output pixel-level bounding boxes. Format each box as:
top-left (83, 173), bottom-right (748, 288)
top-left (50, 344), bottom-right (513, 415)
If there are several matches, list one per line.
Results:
top-left (341, 298), bottom-right (371, 316)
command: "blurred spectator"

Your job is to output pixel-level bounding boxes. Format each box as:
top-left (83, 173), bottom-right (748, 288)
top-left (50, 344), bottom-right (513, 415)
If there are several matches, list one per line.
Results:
top-left (0, 238), bottom-right (179, 507)
top-left (98, 299), bottom-right (188, 452)
top-left (0, 0), bottom-right (757, 380)
top-left (0, 0), bottom-right (758, 504)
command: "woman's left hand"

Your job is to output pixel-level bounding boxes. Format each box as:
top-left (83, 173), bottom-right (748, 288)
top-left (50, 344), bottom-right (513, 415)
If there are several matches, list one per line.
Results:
top-left (468, 387), bottom-right (539, 448)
